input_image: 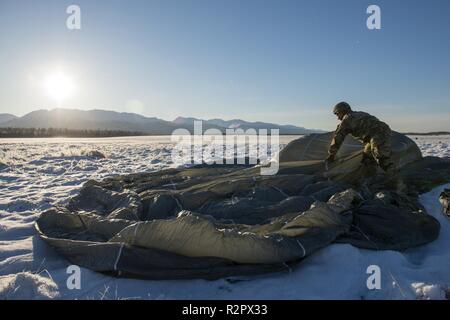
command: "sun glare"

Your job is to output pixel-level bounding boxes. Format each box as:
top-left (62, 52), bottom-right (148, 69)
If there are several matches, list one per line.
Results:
top-left (44, 72), bottom-right (75, 104)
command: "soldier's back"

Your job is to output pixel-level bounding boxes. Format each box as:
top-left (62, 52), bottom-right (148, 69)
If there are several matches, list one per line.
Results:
top-left (345, 111), bottom-right (390, 142)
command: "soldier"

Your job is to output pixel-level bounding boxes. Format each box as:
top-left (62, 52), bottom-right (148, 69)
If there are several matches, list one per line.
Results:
top-left (326, 102), bottom-right (395, 175)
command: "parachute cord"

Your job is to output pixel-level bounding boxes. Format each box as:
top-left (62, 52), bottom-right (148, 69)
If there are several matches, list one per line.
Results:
top-left (133, 222), bottom-right (140, 243)
top-left (171, 195), bottom-right (183, 211)
top-left (218, 218), bottom-right (236, 224)
top-left (351, 224), bottom-right (374, 247)
top-left (387, 270), bottom-right (408, 299)
top-left (351, 224), bottom-right (408, 298)
top-left (77, 215), bottom-right (88, 230)
top-left (282, 262), bottom-right (292, 273)
top-left (296, 240), bottom-right (306, 258)
top-left (113, 243), bottom-right (125, 272)
top-left (273, 187), bottom-right (289, 198)
top-left (301, 134), bottom-right (316, 160)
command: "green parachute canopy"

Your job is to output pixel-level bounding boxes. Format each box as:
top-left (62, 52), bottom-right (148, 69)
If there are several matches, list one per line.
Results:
top-left (36, 132), bottom-right (450, 279)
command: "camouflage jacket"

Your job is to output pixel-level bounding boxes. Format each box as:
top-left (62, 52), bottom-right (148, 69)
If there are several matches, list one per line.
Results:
top-left (328, 111), bottom-right (391, 157)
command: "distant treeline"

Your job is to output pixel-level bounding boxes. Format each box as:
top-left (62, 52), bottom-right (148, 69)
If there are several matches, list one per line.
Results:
top-left (403, 132), bottom-right (450, 136)
top-left (0, 127), bottom-right (147, 138)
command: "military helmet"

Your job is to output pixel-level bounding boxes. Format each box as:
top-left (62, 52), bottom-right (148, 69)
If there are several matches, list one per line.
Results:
top-left (333, 102), bottom-right (352, 114)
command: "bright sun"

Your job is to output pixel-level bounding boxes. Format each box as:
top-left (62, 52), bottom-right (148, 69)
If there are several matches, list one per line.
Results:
top-left (44, 72), bottom-right (75, 104)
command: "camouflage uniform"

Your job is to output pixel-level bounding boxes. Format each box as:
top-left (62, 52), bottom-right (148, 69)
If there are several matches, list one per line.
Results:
top-left (328, 111), bottom-right (394, 173)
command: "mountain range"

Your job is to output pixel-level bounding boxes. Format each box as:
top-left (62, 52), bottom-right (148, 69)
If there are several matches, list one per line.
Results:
top-left (0, 113), bottom-right (18, 123)
top-left (0, 108), bottom-right (322, 135)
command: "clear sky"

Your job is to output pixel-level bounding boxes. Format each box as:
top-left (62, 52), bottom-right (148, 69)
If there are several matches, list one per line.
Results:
top-left (0, 0), bottom-right (449, 131)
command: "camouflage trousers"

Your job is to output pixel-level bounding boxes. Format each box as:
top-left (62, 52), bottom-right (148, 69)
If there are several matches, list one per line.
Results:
top-left (362, 130), bottom-right (394, 173)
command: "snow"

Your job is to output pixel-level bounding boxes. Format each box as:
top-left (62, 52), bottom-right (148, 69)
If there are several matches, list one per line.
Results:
top-left (411, 283), bottom-right (446, 300)
top-left (409, 135), bottom-right (450, 158)
top-left (0, 272), bottom-right (60, 300)
top-left (0, 135), bottom-right (449, 300)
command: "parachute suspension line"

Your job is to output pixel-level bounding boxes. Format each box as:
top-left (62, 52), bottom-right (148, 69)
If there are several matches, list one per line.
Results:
top-left (197, 200), bottom-right (209, 212)
top-left (77, 215), bottom-right (87, 230)
top-left (387, 270), bottom-right (408, 299)
top-left (273, 187), bottom-right (289, 198)
top-left (347, 151), bottom-right (363, 161)
top-left (221, 218), bottom-right (236, 224)
top-left (114, 243), bottom-right (125, 271)
top-left (352, 224), bottom-right (377, 249)
top-left (282, 262), bottom-right (292, 273)
top-left (296, 240), bottom-right (306, 258)
top-left (133, 222), bottom-right (140, 242)
top-left (300, 134), bottom-right (317, 161)
top-left (352, 224), bottom-right (408, 298)
top-left (172, 195), bottom-right (182, 211)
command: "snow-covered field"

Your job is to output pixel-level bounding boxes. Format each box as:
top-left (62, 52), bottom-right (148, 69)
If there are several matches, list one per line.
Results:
top-left (409, 135), bottom-right (450, 158)
top-left (0, 135), bottom-right (449, 300)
